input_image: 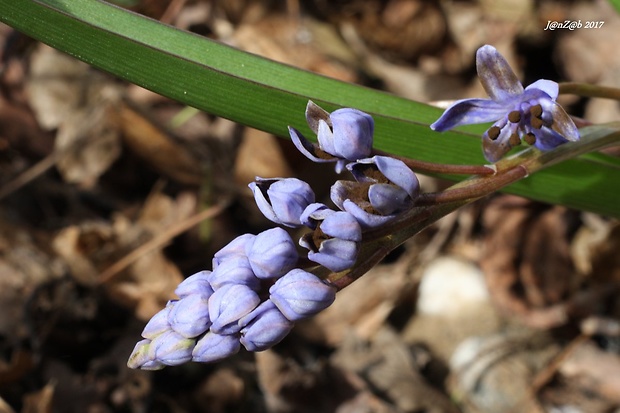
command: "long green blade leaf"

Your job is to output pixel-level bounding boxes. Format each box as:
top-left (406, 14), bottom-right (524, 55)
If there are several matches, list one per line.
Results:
top-left (0, 0), bottom-right (618, 217)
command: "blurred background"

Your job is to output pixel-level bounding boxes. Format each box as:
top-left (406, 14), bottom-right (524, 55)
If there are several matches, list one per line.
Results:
top-left (0, 0), bottom-right (619, 411)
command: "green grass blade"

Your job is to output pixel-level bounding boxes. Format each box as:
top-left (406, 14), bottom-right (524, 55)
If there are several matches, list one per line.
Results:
top-left (608, 0), bottom-right (620, 13)
top-left (0, 0), bottom-right (618, 217)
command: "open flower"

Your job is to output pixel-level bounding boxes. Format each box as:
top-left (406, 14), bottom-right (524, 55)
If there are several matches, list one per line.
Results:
top-left (431, 45), bottom-right (579, 163)
top-left (289, 101), bottom-right (374, 172)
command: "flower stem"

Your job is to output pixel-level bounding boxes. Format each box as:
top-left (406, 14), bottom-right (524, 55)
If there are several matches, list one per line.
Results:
top-left (414, 165), bottom-right (528, 205)
top-left (373, 148), bottom-right (496, 175)
top-left (559, 82), bottom-right (620, 101)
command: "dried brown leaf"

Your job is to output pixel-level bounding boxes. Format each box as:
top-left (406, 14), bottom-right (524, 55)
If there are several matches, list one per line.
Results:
top-left (449, 331), bottom-right (557, 413)
top-left (334, 328), bottom-right (459, 413)
top-left (26, 44), bottom-right (94, 131)
top-left (301, 259), bottom-right (409, 346)
top-left (317, 0), bottom-right (447, 62)
top-left (232, 14), bottom-right (358, 82)
top-left (114, 104), bottom-right (204, 185)
top-left (539, 339), bottom-right (620, 411)
top-left (25, 45), bottom-right (124, 187)
top-left (254, 349), bottom-right (355, 413)
top-left (0, 222), bottom-right (64, 336)
top-left (54, 105), bottom-right (121, 188)
top-left (234, 128), bottom-right (292, 185)
top-left (480, 196), bottom-right (580, 327)
top-left (21, 382), bottom-right (55, 413)
top-left (0, 97), bottom-right (53, 160)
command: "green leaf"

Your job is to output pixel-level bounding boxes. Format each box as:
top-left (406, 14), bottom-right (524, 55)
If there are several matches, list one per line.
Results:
top-left (608, 0), bottom-right (620, 14)
top-left (0, 0), bottom-right (619, 217)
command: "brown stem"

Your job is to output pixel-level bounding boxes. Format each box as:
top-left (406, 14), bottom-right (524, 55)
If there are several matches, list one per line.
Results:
top-left (414, 165), bottom-right (528, 206)
top-left (327, 244), bottom-right (391, 290)
top-left (373, 148), bottom-right (495, 176)
top-left (559, 82), bottom-right (620, 101)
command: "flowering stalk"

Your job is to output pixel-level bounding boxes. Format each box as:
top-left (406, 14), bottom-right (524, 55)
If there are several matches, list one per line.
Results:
top-left (128, 44), bottom-right (620, 370)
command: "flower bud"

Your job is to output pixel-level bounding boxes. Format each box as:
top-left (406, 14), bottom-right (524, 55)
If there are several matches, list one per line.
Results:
top-left (212, 234), bottom-right (256, 269)
top-left (317, 107), bottom-right (374, 161)
top-left (209, 284), bottom-right (260, 335)
top-left (366, 183), bottom-right (411, 215)
top-left (148, 330), bottom-right (194, 367)
top-left (245, 227), bottom-right (298, 279)
top-left (269, 269), bottom-right (336, 321)
top-left (127, 339), bottom-right (164, 370)
top-left (141, 302), bottom-right (173, 339)
top-left (289, 101), bottom-right (374, 173)
top-left (348, 156), bottom-right (419, 199)
top-left (192, 331), bottom-right (241, 363)
top-left (175, 270), bottom-right (213, 298)
top-left (239, 301), bottom-right (294, 352)
top-left (331, 156), bottom-right (419, 229)
top-left (299, 204), bottom-right (361, 272)
top-left (337, 196), bottom-right (395, 228)
top-left (167, 293), bottom-right (212, 338)
top-left (209, 255), bottom-right (260, 290)
top-left (249, 177), bottom-right (315, 227)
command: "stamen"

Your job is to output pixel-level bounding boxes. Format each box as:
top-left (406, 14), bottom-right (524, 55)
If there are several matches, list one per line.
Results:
top-left (530, 104), bottom-right (543, 118)
top-left (508, 111), bottom-right (521, 123)
top-left (487, 126), bottom-right (501, 141)
top-left (509, 134), bottom-right (521, 146)
top-left (524, 133), bottom-right (536, 145)
top-left (530, 117), bottom-right (543, 129)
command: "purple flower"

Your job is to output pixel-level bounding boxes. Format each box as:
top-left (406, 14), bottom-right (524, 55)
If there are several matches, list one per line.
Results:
top-left (299, 203), bottom-right (362, 272)
top-left (331, 156), bottom-right (419, 228)
top-left (174, 270), bottom-right (213, 298)
top-left (208, 284), bottom-right (260, 335)
top-left (269, 269), bottom-right (336, 321)
top-left (192, 331), bottom-right (241, 363)
top-left (208, 255), bottom-right (260, 290)
top-left (239, 301), bottom-right (294, 351)
top-left (289, 101), bottom-right (374, 172)
top-left (147, 330), bottom-right (195, 367)
top-left (431, 45), bottom-right (579, 163)
top-left (245, 227), bottom-right (298, 279)
top-left (167, 293), bottom-right (212, 338)
top-left (212, 234), bottom-right (256, 269)
top-left (249, 177), bottom-right (315, 227)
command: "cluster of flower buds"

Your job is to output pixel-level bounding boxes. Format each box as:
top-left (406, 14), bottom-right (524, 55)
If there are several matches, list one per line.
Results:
top-left (127, 228), bottom-right (336, 370)
top-left (254, 101), bottom-right (420, 268)
top-left (128, 100), bottom-right (423, 369)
